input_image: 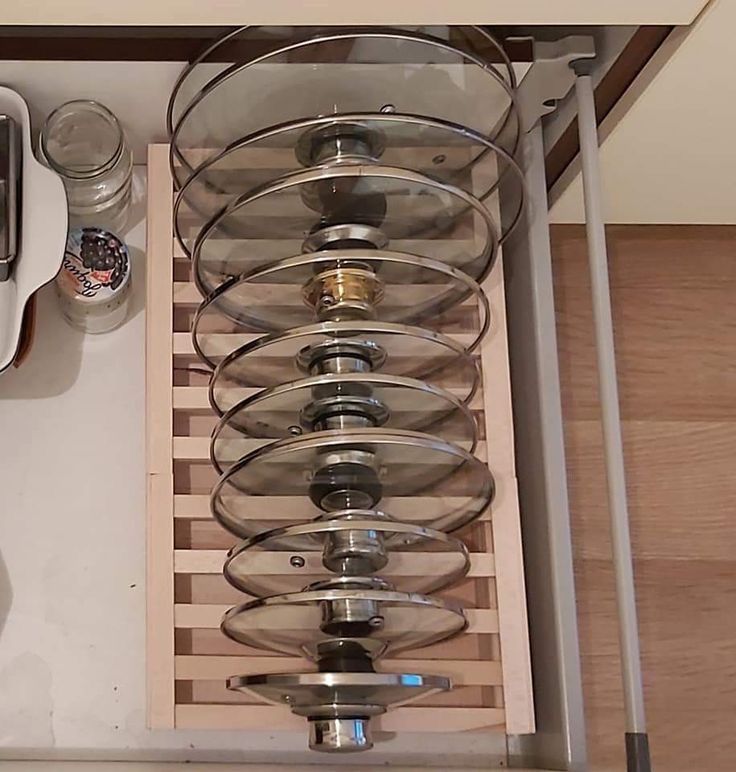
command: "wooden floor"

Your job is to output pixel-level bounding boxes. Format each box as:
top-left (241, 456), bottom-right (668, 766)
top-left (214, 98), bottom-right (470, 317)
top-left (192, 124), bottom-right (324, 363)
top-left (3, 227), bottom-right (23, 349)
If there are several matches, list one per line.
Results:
top-left (551, 225), bottom-right (736, 772)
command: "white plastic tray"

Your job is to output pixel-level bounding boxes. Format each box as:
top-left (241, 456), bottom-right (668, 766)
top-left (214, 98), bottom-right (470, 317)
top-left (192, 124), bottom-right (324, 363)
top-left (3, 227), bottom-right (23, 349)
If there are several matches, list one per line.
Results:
top-left (0, 86), bottom-right (67, 373)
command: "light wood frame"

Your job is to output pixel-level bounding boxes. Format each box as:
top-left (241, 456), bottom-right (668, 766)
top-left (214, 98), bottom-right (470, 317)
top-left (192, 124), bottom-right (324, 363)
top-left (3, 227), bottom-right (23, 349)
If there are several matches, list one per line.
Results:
top-left (145, 143), bottom-right (534, 735)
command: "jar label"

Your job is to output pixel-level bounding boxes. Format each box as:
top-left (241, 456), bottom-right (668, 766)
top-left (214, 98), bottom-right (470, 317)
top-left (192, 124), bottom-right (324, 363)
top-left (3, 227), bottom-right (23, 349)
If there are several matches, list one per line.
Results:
top-left (57, 227), bottom-right (130, 302)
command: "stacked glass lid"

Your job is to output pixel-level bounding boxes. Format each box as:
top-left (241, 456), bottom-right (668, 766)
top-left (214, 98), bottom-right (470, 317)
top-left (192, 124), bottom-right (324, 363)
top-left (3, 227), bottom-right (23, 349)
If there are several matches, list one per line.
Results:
top-left (168, 25), bottom-right (524, 753)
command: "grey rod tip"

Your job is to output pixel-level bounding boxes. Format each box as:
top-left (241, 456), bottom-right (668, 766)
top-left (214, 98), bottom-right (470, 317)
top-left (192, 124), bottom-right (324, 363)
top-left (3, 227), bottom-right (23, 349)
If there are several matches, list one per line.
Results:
top-left (625, 732), bottom-right (651, 772)
top-left (571, 58), bottom-right (595, 76)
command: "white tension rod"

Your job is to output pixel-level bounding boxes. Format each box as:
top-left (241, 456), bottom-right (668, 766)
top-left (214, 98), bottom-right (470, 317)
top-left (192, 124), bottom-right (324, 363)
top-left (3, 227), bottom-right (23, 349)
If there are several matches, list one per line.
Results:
top-left (572, 64), bottom-right (651, 772)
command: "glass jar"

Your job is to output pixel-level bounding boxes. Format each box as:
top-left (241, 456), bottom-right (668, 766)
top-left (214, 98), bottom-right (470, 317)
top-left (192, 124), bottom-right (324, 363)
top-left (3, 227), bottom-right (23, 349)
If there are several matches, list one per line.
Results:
top-left (40, 100), bottom-right (132, 232)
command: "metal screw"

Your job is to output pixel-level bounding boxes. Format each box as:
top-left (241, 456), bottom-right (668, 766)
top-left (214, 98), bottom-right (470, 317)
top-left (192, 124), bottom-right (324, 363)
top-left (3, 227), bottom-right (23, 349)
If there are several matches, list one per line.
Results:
top-left (368, 615), bottom-right (384, 629)
top-left (380, 104), bottom-right (396, 113)
top-left (320, 294), bottom-right (336, 307)
top-left (288, 425), bottom-right (303, 436)
top-left (290, 555), bottom-right (306, 568)
top-left (432, 154), bottom-right (446, 165)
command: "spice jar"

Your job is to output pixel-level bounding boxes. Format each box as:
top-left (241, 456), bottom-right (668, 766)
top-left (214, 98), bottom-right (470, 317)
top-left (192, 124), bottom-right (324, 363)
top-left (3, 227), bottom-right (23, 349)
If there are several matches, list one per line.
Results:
top-left (55, 228), bottom-right (131, 334)
top-left (40, 100), bottom-right (132, 233)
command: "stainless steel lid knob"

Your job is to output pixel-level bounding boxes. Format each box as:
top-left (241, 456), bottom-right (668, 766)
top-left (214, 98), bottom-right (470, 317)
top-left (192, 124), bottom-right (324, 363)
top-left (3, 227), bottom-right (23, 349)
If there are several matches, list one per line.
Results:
top-left (228, 671), bottom-right (450, 753)
top-left (308, 716), bottom-right (373, 753)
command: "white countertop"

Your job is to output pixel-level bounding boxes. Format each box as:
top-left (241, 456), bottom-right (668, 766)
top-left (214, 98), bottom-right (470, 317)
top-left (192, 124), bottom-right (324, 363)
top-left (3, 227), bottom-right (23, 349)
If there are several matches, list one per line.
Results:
top-left (0, 168), bottom-right (506, 767)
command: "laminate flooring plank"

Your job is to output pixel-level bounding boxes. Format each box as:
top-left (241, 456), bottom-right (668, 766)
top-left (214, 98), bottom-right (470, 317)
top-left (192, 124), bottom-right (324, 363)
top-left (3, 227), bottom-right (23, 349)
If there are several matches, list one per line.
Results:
top-left (564, 420), bottom-right (736, 561)
top-left (552, 224), bottom-right (736, 772)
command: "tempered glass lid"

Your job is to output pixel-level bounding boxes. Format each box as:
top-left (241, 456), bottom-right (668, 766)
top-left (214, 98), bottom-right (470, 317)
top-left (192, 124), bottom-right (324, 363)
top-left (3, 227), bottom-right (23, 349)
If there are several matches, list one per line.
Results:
top-left (189, 165), bottom-right (498, 278)
top-left (169, 26), bottom-right (519, 187)
top-left (227, 671), bottom-right (450, 710)
top-left (224, 514), bottom-right (470, 596)
top-left (210, 373), bottom-right (477, 450)
top-left (174, 113), bottom-right (523, 256)
top-left (168, 26), bottom-right (516, 134)
top-left (211, 428), bottom-right (494, 538)
top-left (209, 493), bottom-right (489, 541)
top-left (221, 588), bottom-right (467, 656)
top-left (200, 321), bottom-right (480, 396)
top-left (192, 251), bottom-right (490, 333)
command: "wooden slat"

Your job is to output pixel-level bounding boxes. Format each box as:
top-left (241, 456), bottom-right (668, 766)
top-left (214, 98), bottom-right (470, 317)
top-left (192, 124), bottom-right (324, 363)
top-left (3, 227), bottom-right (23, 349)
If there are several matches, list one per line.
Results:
top-left (179, 571), bottom-right (486, 607)
top-left (474, 150), bottom-right (532, 728)
top-left (173, 331), bottom-right (477, 356)
top-left (178, 626), bottom-right (492, 660)
top-left (174, 281), bottom-right (478, 309)
top-left (478, 257), bottom-right (534, 732)
top-left (174, 386), bottom-right (250, 410)
top-left (174, 193), bottom-right (477, 230)
top-left (174, 603), bottom-right (499, 634)
top-left (174, 436), bottom-right (267, 459)
top-left (173, 493), bottom-right (493, 522)
top-left (173, 237), bottom-right (477, 261)
top-left (175, 655), bottom-right (502, 684)
top-left (147, 159), bottom-right (174, 475)
top-left (172, 435), bottom-right (487, 462)
top-left (145, 144), bottom-right (176, 729)
top-left (174, 145), bottom-right (477, 171)
top-left (173, 384), bottom-right (485, 411)
top-left (175, 704), bottom-right (505, 732)
top-left (174, 549), bottom-right (495, 577)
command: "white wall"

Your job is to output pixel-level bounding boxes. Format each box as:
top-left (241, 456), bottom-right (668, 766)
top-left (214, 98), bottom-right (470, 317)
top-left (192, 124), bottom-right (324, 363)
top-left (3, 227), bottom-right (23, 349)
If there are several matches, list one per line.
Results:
top-left (550, 0), bottom-right (736, 224)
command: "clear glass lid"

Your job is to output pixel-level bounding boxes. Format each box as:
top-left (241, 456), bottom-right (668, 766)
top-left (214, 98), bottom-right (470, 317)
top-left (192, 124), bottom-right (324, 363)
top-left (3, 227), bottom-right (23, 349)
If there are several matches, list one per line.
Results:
top-left (174, 113), bottom-right (523, 256)
top-left (199, 320), bottom-right (480, 394)
top-left (223, 512), bottom-right (470, 596)
top-left (168, 26), bottom-right (519, 187)
top-left (192, 251), bottom-right (490, 334)
top-left (208, 493), bottom-right (490, 541)
top-left (210, 373), bottom-right (477, 451)
top-left (211, 428), bottom-right (494, 538)
top-left (221, 587), bottom-right (467, 656)
top-left (188, 165), bottom-right (497, 277)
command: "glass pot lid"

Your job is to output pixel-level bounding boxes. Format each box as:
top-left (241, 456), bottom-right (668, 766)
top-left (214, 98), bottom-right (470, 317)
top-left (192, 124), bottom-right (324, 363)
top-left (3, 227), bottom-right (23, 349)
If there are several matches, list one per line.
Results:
top-left (199, 320), bottom-right (481, 395)
top-left (223, 512), bottom-right (471, 596)
top-left (168, 26), bottom-right (519, 188)
top-left (188, 164), bottom-right (499, 283)
top-left (173, 112), bottom-right (523, 256)
top-left (221, 587), bottom-right (467, 656)
top-left (211, 428), bottom-right (494, 539)
top-left (191, 250), bottom-right (491, 333)
top-left (210, 372), bottom-right (478, 453)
